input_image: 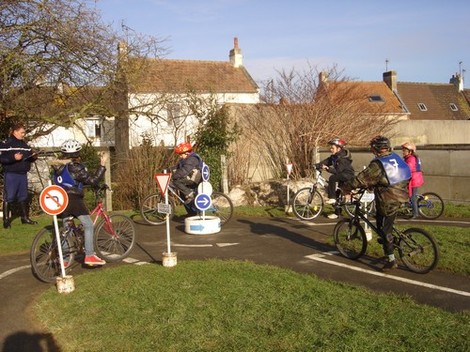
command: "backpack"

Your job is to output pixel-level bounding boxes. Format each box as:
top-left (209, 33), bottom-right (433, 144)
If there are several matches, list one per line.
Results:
top-left (53, 164), bottom-right (83, 190)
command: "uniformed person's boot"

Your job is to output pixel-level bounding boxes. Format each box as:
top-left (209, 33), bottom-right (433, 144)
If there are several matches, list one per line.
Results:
top-left (3, 202), bottom-right (11, 229)
top-left (20, 201), bottom-right (37, 225)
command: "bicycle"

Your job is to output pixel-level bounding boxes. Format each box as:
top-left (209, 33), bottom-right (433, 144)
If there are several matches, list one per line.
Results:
top-left (291, 167), bottom-right (373, 220)
top-left (333, 189), bottom-right (440, 274)
top-left (365, 192), bottom-right (445, 220)
top-left (30, 184), bottom-right (136, 283)
top-left (140, 179), bottom-right (234, 226)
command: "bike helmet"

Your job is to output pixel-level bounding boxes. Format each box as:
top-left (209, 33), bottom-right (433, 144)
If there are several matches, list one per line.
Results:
top-left (61, 139), bottom-right (82, 154)
top-left (370, 135), bottom-right (391, 152)
top-left (328, 138), bottom-right (346, 148)
top-left (401, 142), bottom-right (416, 152)
top-left (175, 142), bottom-right (193, 154)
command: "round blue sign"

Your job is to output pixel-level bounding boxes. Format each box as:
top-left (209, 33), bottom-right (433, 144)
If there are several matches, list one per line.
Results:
top-left (202, 163), bottom-right (210, 182)
top-left (194, 193), bottom-right (212, 211)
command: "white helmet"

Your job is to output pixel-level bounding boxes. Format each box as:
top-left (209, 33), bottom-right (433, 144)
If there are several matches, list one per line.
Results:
top-left (61, 139), bottom-right (82, 154)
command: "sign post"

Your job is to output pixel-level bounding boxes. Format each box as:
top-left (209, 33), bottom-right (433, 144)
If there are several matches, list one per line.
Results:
top-left (39, 182), bottom-right (72, 293)
top-left (285, 163), bottom-right (293, 214)
top-left (155, 171), bottom-right (176, 267)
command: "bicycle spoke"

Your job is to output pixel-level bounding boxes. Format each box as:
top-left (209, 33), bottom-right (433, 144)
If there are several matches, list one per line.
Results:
top-left (333, 219), bottom-right (367, 259)
top-left (95, 215), bottom-right (136, 262)
top-left (398, 228), bottom-right (439, 273)
top-left (292, 188), bottom-right (323, 221)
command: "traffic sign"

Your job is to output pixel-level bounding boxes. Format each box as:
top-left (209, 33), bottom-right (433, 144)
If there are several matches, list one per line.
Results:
top-left (197, 181), bottom-right (213, 196)
top-left (202, 163), bottom-right (210, 181)
top-left (155, 173), bottom-right (172, 196)
top-left (39, 185), bottom-right (69, 215)
top-left (194, 193), bottom-right (212, 211)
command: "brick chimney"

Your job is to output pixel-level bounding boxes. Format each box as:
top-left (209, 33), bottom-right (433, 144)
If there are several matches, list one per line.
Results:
top-left (449, 73), bottom-right (464, 92)
top-left (229, 37), bottom-right (243, 68)
top-left (383, 71), bottom-right (397, 91)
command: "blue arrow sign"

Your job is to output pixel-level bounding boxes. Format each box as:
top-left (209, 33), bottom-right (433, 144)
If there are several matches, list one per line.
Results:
top-left (194, 193), bottom-right (212, 211)
top-left (202, 163), bottom-right (210, 181)
top-left (189, 224), bottom-right (205, 231)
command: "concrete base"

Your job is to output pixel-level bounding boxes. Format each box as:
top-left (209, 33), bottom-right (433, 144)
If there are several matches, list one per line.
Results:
top-left (184, 215), bottom-right (221, 235)
top-left (56, 275), bottom-right (75, 294)
top-left (162, 252), bottom-right (177, 267)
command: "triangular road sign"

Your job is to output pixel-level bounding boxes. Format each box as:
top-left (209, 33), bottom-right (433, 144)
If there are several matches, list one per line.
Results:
top-left (154, 173), bottom-right (172, 196)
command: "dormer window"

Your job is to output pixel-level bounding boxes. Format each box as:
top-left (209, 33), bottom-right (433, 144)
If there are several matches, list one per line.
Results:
top-left (85, 117), bottom-right (102, 139)
top-left (417, 103), bottom-right (427, 111)
top-left (449, 103), bottom-right (458, 111)
top-left (369, 95), bottom-right (384, 103)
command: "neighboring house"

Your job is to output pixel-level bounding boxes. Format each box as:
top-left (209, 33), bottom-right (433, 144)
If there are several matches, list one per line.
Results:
top-left (120, 37), bottom-right (259, 151)
top-left (30, 38), bottom-right (259, 152)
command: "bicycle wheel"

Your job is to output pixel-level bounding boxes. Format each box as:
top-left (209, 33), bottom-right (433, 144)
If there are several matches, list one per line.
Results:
top-left (418, 192), bottom-right (444, 219)
top-left (30, 226), bottom-right (74, 283)
top-left (333, 219), bottom-right (368, 259)
top-left (140, 193), bottom-right (174, 225)
top-left (292, 187), bottom-right (323, 220)
top-left (205, 192), bottom-right (234, 225)
top-left (94, 215), bottom-right (136, 262)
top-left (397, 227), bottom-right (439, 274)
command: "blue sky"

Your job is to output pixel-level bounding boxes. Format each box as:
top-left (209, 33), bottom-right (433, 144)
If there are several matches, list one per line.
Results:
top-left (95, 0), bottom-right (469, 86)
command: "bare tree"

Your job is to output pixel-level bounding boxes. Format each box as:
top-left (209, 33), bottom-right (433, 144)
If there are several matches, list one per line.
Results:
top-left (232, 64), bottom-right (399, 180)
top-left (0, 0), bottom-right (167, 149)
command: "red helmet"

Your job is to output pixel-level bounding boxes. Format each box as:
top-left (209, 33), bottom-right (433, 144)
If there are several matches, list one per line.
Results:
top-left (328, 138), bottom-right (346, 148)
top-left (175, 142), bottom-right (193, 154)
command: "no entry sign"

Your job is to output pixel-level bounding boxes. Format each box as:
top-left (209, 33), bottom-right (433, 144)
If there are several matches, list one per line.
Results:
top-left (39, 185), bottom-right (69, 215)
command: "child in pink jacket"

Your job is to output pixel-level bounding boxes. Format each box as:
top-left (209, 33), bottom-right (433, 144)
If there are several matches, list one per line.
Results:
top-left (401, 142), bottom-right (424, 218)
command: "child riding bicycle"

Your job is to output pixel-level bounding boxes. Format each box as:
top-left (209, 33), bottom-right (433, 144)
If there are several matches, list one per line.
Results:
top-left (316, 138), bottom-right (355, 219)
top-left (341, 135), bottom-right (411, 272)
top-left (52, 139), bottom-right (107, 266)
top-left (171, 142), bottom-right (203, 205)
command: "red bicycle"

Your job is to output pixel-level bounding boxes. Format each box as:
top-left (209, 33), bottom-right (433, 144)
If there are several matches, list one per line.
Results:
top-left (30, 184), bottom-right (136, 283)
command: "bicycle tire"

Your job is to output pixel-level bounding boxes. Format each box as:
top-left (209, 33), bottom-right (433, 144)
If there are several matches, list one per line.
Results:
top-left (418, 192), bottom-right (445, 220)
top-left (30, 226), bottom-right (74, 283)
top-left (140, 193), bottom-right (174, 225)
top-left (206, 191), bottom-right (234, 226)
top-left (397, 227), bottom-right (439, 274)
top-left (94, 215), bottom-right (136, 262)
top-left (292, 187), bottom-right (323, 220)
top-left (333, 219), bottom-right (368, 260)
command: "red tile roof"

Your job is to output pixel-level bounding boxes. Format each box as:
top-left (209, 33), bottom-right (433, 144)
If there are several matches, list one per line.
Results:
top-left (127, 58), bottom-right (259, 94)
top-left (397, 82), bottom-right (469, 120)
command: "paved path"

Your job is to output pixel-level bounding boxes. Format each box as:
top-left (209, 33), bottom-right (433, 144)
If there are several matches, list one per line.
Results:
top-left (1, 215), bottom-right (469, 351)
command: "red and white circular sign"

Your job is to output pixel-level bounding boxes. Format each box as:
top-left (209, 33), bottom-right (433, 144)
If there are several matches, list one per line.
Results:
top-left (39, 185), bottom-right (69, 215)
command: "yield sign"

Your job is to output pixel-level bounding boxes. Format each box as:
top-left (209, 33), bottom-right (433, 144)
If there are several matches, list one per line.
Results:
top-left (155, 173), bottom-right (172, 196)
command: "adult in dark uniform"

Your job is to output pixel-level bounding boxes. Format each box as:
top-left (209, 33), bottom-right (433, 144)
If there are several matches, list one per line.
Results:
top-left (0, 123), bottom-right (38, 228)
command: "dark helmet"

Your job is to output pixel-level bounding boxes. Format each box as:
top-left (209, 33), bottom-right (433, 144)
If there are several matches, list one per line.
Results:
top-left (328, 138), bottom-right (346, 148)
top-left (370, 135), bottom-right (391, 152)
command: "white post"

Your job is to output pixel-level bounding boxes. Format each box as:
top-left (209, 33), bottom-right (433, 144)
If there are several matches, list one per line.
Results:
top-left (164, 170), bottom-right (171, 254)
top-left (221, 155), bottom-right (229, 194)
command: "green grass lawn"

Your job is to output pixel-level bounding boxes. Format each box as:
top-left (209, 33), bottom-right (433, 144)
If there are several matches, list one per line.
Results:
top-left (33, 260), bottom-right (469, 352)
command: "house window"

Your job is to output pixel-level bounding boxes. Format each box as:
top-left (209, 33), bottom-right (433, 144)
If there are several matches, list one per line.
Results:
top-left (417, 103), bottom-right (427, 111)
top-left (449, 103), bottom-right (458, 111)
top-left (85, 118), bottom-right (101, 138)
top-left (369, 95), bottom-right (384, 103)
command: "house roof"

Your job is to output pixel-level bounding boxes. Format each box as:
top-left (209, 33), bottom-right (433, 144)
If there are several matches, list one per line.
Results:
top-left (396, 82), bottom-right (470, 120)
top-left (319, 80), bottom-right (405, 114)
top-left (127, 58), bottom-right (259, 94)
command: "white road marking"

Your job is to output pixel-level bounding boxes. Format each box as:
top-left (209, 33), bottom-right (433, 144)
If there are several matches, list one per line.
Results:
top-left (305, 253), bottom-right (470, 297)
top-left (172, 243), bottom-right (213, 247)
top-left (216, 243), bottom-right (240, 247)
top-left (0, 265), bottom-right (31, 280)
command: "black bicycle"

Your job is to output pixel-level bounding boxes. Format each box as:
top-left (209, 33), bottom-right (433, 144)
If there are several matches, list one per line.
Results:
top-left (333, 189), bottom-right (440, 274)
